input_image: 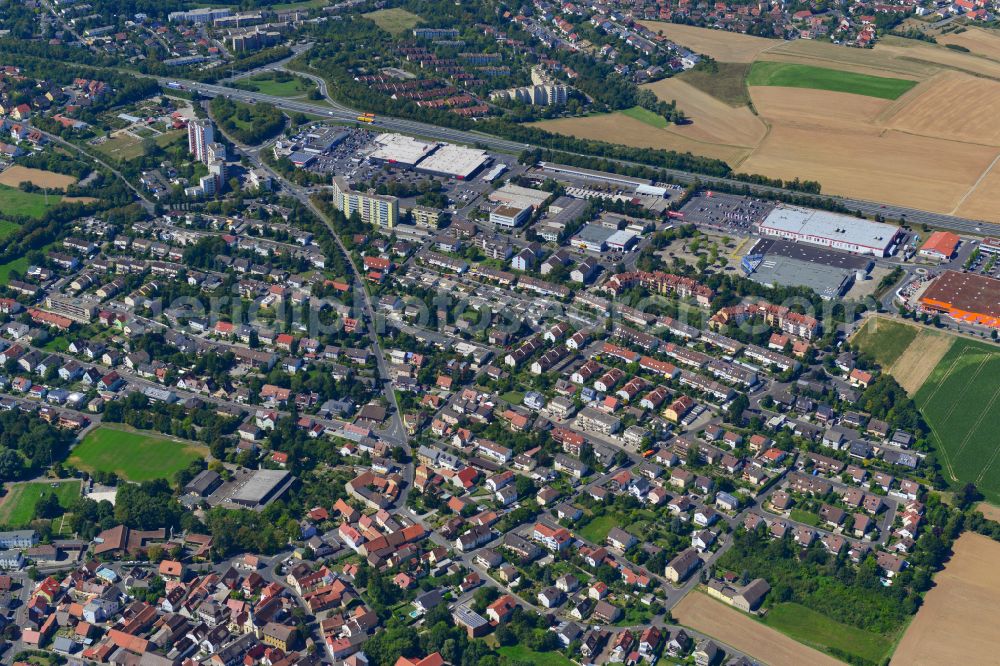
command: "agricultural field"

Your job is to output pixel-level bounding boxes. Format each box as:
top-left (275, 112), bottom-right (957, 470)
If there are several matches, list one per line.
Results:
top-left (0, 480), bottom-right (81, 527)
top-left (672, 591), bottom-right (843, 666)
top-left (620, 105), bottom-right (668, 128)
top-left (677, 62), bottom-right (752, 106)
top-left (362, 8), bottom-right (424, 35)
top-left (761, 602), bottom-right (892, 665)
top-left (0, 165), bottom-right (76, 190)
top-left (67, 425), bottom-right (206, 482)
top-left (538, 24), bottom-right (1000, 219)
top-left (746, 61), bottom-right (918, 99)
top-left (893, 533), bottom-right (1000, 664)
top-left (531, 111), bottom-right (754, 165)
top-left (915, 337), bottom-right (1000, 502)
top-left (638, 21), bottom-right (777, 62)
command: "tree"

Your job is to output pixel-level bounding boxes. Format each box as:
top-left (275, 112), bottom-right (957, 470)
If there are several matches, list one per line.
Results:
top-left (33, 491), bottom-right (62, 520)
top-left (956, 483), bottom-right (982, 510)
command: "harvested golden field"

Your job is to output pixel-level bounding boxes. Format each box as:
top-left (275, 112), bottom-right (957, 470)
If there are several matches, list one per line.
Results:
top-left (673, 592), bottom-right (842, 666)
top-left (976, 502), bottom-right (1000, 521)
top-left (751, 85), bottom-right (890, 127)
top-left (740, 121), bottom-right (997, 212)
top-left (953, 157), bottom-right (1000, 219)
top-left (889, 328), bottom-right (955, 395)
top-left (641, 77), bottom-right (766, 148)
top-left (0, 165), bottom-right (76, 190)
top-left (937, 27), bottom-right (1000, 62)
top-left (531, 113), bottom-right (752, 164)
top-left (761, 38), bottom-right (938, 79)
top-left (892, 533), bottom-right (1000, 664)
top-left (885, 71), bottom-right (1000, 146)
top-left (638, 21), bottom-right (776, 62)
top-left (878, 37), bottom-right (1000, 79)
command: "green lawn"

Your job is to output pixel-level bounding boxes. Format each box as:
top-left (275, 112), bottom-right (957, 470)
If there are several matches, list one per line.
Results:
top-left (916, 338), bottom-right (1000, 502)
top-left (678, 62), bottom-right (752, 106)
top-left (44, 336), bottom-right (70, 352)
top-left (68, 425), bottom-right (206, 482)
top-left (498, 646), bottom-right (575, 666)
top-left (578, 514), bottom-right (616, 543)
top-left (747, 61), bottom-right (918, 100)
top-left (236, 73), bottom-right (320, 100)
top-left (761, 602), bottom-right (892, 664)
top-left (500, 391), bottom-right (524, 405)
top-left (0, 219), bottom-right (19, 240)
top-left (0, 184), bottom-right (61, 219)
top-left (0, 255), bottom-right (29, 285)
top-left (0, 480), bottom-right (81, 527)
top-left (620, 106), bottom-right (668, 129)
top-left (852, 316), bottom-right (919, 368)
top-left (363, 7), bottom-right (424, 35)
top-left (789, 508), bottom-right (820, 527)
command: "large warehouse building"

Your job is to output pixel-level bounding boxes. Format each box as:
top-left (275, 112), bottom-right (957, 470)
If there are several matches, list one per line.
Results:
top-left (369, 133), bottom-right (437, 167)
top-left (230, 469), bottom-right (296, 509)
top-left (757, 206), bottom-right (902, 257)
top-left (416, 144), bottom-right (490, 180)
top-left (920, 270), bottom-right (1000, 328)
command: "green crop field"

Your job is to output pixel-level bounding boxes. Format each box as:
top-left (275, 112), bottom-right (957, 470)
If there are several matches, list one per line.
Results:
top-left (916, 338), bottom-right (1000, 502)
top-left (0, 184), bottom-right (61, 219)
top-left (761, 602), bottom-right (892, 664)
top-left (363, 8), bottom-right (424, 35)
top-left (620, 106), bottom-right (669, 128)
top-left (747, 61), bottom-right (918, 100)
top-left (68, 425), bottom-right (206, 482)
top-left (0, 480), bottom-right (81, 527)
top-left (852, 317), bottom-right (919, 367)
top-left (0, 219), bottom-right (19, 240)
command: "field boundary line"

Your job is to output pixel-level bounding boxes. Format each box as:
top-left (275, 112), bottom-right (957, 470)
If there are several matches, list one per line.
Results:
top-left (933, 351), bottom-right (990, 427)
top-left (973, 381), bottom-right (1000, 484)
top-left (951, 149), bottom-right (1000, 215)
top-left (919, 344), bottom-right (972, 411)
top-left (951, 358), bottom-right (1000, 460)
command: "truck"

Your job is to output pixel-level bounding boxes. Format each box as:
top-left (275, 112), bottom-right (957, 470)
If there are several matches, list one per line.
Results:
top-left (356, 112), bottom-right (375, 123)
top-left (166, 81), bottom-right (183, 90)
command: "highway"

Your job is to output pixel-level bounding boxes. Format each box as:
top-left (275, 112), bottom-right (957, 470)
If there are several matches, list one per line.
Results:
top-left (155, 74), bottom-right (1000, 238)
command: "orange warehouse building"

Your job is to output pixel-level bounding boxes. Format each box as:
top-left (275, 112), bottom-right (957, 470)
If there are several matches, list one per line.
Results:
top-left (918, 231), bottom-right (961, 260)
top-left (919, 270), bottom-right (1000, 328)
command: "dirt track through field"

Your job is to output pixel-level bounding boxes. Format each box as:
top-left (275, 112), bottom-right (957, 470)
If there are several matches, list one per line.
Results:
top-left (892, 533), bottom-right (1000, 664)
top-left (673, 592), bottom-right (843, 666)
top-left (890, 329), bottom-right (955, 395)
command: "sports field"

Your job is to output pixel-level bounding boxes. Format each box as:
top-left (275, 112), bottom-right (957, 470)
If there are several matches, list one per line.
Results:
top-left (915, 337), bottom-right (1000, 501)
top-left (363, 8), bottom-right (423, 35)
top-left (93, 130), bottom-right (184, 163)
top-left (0, 480), bottom-right (81, 527)
top-left (67, 425), bottom-right (206, 482)
top-left (893, 533), bottom-right (1000, 664)
top-left (747, 61), bottom-right (918, 99)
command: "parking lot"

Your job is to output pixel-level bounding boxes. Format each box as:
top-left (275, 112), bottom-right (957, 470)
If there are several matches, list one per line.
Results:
top-left (679, 193), bottom-right (774, 232)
